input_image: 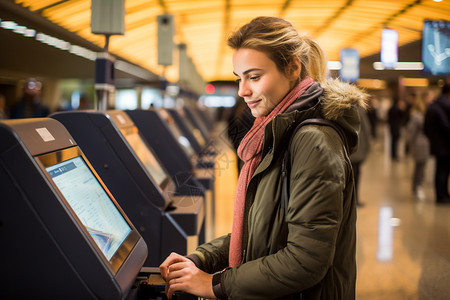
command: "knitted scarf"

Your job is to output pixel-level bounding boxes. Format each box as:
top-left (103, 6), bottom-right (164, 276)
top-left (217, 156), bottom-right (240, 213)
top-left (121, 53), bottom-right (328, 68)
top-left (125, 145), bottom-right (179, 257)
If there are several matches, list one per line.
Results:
top-left (229, 77), bottom-right (314, 267)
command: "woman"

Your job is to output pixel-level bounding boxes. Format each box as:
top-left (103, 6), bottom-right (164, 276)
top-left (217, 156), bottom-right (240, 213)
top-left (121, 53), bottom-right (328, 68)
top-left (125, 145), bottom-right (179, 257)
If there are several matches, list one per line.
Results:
top-left (160, 16), bottom-right (368, 299)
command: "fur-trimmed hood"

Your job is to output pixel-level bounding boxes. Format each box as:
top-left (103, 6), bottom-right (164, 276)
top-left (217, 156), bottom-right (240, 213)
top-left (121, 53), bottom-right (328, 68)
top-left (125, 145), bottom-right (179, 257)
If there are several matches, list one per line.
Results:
top-left (320, 78), bottom-right (369, 120)
top-left (270, 78), bottom-right (369, 155)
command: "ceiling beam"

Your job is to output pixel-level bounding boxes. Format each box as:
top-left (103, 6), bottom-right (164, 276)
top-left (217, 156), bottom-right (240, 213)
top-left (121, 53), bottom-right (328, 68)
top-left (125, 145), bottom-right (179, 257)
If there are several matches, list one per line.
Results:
top-left (313, 0), bottom-right (354, 37)
top-left (279, 0), bottom-right (292, 16)
top-left (36, 0), bottom-right (72, 14)
top-left (345, 0), bottom-right (422, 47)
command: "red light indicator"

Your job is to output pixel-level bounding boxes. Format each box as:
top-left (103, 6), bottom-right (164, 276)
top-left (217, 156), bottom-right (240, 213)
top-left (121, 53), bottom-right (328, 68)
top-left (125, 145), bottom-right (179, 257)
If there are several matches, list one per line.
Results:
top-left (205, 84), bottom-right (215, 94)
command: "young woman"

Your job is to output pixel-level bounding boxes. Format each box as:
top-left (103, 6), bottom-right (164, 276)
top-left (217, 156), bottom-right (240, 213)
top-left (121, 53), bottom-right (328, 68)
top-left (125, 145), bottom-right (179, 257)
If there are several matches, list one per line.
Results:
top-left (160, 16), bottom-right (368, 299)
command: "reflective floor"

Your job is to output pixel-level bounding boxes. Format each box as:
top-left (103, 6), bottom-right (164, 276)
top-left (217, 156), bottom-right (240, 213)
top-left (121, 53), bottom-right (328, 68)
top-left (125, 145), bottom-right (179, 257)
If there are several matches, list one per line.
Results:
top-left (212, 122), bottom-right (450, 300)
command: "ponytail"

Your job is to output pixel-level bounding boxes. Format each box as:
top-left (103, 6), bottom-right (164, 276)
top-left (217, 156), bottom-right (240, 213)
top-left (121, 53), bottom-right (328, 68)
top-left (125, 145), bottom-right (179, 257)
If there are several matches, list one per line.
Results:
top-left (300, 37), bottom-right (328, 83)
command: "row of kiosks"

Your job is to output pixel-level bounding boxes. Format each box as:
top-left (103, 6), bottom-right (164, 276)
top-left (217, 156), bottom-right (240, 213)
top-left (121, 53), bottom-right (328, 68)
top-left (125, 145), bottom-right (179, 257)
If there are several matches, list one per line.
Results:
top-left (50, 110), bottom-right (205, 266)
top-left (0, 118), bottom-right (188, 299)
top-left (0, 106), bottom-right (215, 299)
top-left (126, 108), bottom-right (217, 241)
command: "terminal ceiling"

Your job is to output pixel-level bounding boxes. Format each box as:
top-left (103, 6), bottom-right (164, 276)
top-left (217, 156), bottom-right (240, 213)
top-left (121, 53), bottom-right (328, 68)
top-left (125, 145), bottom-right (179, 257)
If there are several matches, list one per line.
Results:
top-left (11, 0), bottom-right (450, 84)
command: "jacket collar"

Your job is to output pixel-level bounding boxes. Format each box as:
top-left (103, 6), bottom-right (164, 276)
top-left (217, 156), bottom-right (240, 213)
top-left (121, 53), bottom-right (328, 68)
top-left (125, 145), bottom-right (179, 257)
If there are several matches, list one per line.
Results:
top-left (253, 79), bottom-right (369, 177)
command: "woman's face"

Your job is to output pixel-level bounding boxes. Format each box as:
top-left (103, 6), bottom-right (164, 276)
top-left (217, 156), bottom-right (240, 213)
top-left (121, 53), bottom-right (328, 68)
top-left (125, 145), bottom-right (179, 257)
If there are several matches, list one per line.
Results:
top-left (233, 48), bottom-right (295, 118)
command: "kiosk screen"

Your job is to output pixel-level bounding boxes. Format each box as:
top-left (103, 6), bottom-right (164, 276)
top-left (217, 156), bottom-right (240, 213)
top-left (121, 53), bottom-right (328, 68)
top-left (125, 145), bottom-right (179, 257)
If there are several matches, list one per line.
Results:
top-left (122, 128), bottom-right (168, 186)
top-left (46, 156), bottom-right (132, 260)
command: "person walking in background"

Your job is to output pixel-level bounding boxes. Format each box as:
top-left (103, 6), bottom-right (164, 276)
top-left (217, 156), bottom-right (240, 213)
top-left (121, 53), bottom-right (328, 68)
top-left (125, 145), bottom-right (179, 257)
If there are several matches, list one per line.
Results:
top-left (424, 84), bottom-right (450, 204)
top-left (9, 78), bottom-right (49, 119)
top-left (367, 94), bottom-right (379, 140)
top-left (160, 16), bottom-right (368, 300)
top-left (406, 91), bottom-right (433, 200)
top-left (388, 97), bottom-right (407, 161)
top-left (0, 94), bottom-right (8, 119)
top-left (350, 105), bottom-right (371, 207)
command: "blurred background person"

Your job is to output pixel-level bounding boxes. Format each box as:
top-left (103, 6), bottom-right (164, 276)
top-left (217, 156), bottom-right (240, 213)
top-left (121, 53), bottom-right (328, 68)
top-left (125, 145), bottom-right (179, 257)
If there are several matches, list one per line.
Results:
top-left (367, 94), bottom-right (380, 140)
top-left (9, 78), bottom-right (49, 119)
top-left (388, 96), bottom-right (407, 161)
top-left (405, 90), bottom-right (433, 200)
top-left (350, 105), bottom-right (372, 207)
top-left (0, 94), bottom-right (8, 119)
top-left (424, 83), bottom-right (450, 204)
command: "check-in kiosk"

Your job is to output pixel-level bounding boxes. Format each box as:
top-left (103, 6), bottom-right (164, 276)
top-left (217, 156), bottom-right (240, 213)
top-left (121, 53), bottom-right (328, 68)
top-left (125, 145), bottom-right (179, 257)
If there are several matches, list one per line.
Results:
top-left (126, 109), bottom-right (216, 241)
top-left (0, 118), bottom-right (147, 299)
top-left (182, 106), bottom-right (211, 143)
top-left (166, 108), bottom-right (216, 167)
top-left (50, 110), bottom-right (204, 267)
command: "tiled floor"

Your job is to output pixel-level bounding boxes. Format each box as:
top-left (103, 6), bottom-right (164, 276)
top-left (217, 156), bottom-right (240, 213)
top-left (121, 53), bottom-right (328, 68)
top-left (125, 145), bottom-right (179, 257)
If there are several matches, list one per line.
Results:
top-left (211, 122), bottom-right (450, 300)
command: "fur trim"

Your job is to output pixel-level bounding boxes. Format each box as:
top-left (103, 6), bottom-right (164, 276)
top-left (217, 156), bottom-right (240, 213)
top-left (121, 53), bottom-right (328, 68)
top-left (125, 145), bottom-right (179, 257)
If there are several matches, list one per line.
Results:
top-left (320, 78), bottom-right (369, 121)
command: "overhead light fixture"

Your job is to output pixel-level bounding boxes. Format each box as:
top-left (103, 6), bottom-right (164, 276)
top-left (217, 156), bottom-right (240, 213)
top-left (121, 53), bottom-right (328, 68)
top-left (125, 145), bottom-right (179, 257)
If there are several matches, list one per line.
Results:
top-left (373, 62), bottom-right (424, 70)
top-left (327, 61), bottom-right (342, 70)
top-left (1, 21), bottom-right (17, 30)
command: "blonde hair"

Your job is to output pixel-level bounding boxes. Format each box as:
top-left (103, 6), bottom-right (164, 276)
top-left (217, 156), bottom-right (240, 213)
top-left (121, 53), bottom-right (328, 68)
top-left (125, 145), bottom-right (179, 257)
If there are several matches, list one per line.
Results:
top-left (228, 16), bottom-right (328, 83)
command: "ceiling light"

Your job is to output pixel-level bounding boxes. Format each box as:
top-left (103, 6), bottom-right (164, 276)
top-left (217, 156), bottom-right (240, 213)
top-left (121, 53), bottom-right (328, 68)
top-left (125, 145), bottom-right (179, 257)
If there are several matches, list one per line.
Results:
top-left (373, 62), bottom-right (424, 70)
top-left (1, 21), bottom-right (17, 30)
top-left (327, 61), bottom-right (342, 70)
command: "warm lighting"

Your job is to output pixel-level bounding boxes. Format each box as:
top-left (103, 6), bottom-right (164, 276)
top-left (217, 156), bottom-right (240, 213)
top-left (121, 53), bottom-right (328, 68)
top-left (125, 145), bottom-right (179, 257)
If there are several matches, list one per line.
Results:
top-left (402, 78), bottom-right (429, 87)
top-left (358, 79), bottom-right (387, 90)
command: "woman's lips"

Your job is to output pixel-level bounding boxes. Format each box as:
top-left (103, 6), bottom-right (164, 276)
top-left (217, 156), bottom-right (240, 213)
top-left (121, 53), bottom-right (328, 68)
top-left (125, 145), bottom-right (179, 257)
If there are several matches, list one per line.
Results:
top-left (246, 100), bottom-right (261, 108)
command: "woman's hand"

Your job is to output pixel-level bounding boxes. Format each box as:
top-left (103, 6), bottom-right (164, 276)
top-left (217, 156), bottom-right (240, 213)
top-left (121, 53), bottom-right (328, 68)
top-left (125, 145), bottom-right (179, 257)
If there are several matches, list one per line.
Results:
top-left (160, 252), bottom-right (215, 299)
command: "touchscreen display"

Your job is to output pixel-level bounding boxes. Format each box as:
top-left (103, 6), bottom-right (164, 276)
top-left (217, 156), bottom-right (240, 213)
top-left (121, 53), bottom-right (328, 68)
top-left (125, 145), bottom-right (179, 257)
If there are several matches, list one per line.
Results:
top-left (46, 156), bottom-right (132, 260)
top-left (123, 130), bottom-right (168, 186)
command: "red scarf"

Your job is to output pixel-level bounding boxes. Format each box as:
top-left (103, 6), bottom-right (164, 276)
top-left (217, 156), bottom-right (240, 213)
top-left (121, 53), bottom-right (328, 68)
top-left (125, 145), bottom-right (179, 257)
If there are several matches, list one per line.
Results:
top-left (228, 77), bottom-right (314, 267)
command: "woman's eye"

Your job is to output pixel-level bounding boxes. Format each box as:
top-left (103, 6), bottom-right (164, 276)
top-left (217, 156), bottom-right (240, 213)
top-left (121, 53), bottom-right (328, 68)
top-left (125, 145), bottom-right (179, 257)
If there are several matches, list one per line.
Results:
top-left (235, 78), bottom-right (241, 84)
top-left (250, 75), bottom-right (260, 80)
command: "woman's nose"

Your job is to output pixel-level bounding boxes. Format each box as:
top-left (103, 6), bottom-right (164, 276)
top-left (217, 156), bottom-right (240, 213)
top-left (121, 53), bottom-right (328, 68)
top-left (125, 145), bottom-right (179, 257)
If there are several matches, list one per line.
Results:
top-left (238, 81), bottom-right (251, 98)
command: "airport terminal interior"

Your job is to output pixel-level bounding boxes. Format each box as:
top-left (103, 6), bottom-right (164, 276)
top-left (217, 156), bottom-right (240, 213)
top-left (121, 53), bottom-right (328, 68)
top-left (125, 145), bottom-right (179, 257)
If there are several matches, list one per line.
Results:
top-left (1, 0), bottom-right (449, 299)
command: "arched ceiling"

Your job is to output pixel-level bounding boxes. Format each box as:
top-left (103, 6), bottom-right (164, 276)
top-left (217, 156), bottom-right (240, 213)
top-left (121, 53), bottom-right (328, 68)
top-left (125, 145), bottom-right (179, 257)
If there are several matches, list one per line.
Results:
top-left (8, 0), bottom-right (450, 84)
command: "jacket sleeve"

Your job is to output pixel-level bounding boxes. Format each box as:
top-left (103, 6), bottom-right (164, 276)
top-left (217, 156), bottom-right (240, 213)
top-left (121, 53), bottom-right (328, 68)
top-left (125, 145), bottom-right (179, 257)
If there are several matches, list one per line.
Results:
top-left (189, 233), bottom-right (231, 274)
top-left (221, 126), bottom-right (350, 299)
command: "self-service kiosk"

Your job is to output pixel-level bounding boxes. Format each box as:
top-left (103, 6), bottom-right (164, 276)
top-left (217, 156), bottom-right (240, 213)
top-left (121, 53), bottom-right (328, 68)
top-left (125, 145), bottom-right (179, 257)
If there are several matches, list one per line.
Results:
top-left (0, 118), bottom-right (142, 298)
top-left (166, 108), bottom-right (216, 167)
top-left (181, 106), bottom-right (210, 143)
top-left (126, 109), bottom-right (216, 241)
top-left (50, 110), bottom-right (204, 267)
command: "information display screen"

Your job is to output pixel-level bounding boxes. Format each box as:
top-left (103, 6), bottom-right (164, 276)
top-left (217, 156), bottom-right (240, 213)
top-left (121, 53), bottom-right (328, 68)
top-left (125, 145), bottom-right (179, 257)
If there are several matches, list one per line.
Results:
top-left (46, 156), bottom-right (132, 260)
top-left (123, 128), bottom-right (168, 186)
top-left (422, 20), bottom-right (450, 76)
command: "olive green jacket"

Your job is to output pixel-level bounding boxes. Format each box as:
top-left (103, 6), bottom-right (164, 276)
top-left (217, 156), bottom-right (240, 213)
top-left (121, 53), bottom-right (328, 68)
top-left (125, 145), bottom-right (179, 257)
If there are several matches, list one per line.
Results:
top-left (189, 79), bottom-right (368, 299)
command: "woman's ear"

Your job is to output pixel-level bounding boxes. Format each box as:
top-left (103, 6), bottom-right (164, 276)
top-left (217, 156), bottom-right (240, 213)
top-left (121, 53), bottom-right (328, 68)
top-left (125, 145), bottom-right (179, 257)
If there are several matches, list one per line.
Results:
top-left (289, 57), bottom-right (302, 81)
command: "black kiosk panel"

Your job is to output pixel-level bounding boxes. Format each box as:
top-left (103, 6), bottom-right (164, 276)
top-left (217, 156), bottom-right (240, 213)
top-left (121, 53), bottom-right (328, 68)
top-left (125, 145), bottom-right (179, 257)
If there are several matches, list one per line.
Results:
top-left (126, 109), bottom-right (193, 174)
top-left (167, 108), bottom-right (206, 153)
top-left (51, 110), bottom-right (204, 265)
top-left (0, 118), bottom-right (147, 299)
top-left (182, 106), bottom-right (210, 142)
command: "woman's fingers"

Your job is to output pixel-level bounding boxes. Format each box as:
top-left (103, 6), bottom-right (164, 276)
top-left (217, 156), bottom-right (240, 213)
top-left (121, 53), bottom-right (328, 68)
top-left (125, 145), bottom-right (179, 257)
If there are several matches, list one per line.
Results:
top-left (159, 252), bottom-right (186, 280)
